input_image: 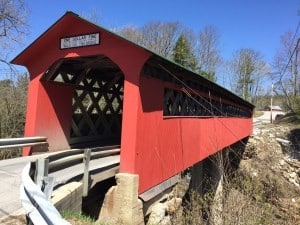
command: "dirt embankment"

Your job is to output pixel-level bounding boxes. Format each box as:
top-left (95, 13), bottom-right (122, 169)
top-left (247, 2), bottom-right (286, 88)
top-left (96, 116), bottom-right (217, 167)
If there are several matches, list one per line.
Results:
top-left (227, 121), bottom-right (300, 225)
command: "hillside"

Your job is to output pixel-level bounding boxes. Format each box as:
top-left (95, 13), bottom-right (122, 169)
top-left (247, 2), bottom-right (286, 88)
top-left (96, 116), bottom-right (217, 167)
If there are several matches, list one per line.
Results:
top-left (221, 118), bottom-right (300, 224)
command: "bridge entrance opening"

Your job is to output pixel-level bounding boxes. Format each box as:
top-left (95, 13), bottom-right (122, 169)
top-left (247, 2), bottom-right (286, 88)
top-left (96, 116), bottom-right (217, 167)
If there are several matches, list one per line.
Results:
top-left (43, 55), bottom-right (124, 148)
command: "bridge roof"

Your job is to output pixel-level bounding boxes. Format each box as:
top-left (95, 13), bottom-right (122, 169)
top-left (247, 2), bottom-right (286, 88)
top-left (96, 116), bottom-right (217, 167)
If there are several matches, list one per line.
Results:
top-left (11, 11), bottom-right (254, 111)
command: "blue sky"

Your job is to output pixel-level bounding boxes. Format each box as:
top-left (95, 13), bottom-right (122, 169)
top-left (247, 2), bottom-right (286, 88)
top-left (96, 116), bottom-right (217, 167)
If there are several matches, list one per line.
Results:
top-left (5, 0), bottom-right (300, 78)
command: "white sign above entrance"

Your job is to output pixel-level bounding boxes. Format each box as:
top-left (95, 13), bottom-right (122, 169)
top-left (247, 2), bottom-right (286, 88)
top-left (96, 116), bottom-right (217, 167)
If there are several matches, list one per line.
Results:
top-left (60, 33), bottom-right (100, 49)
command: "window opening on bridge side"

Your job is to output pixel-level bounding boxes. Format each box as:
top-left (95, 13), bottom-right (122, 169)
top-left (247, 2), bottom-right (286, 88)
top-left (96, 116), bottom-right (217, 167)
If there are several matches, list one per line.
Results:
top-left (141, 56), bottom-right (253, 118)
top-left (163, 88), bottom-right (251, 118)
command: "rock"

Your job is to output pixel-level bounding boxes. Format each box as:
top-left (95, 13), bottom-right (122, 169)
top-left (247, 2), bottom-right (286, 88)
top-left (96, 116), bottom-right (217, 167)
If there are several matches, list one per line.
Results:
top-left (276, 138), bottom-right (290, 146)
top-left (147, 203), bottom-right (166, 225)
top-left (279, 159), bottom-right (285, 166)
top-left (288, 177), bottom-right (299, 187)
top-left (172, 177), bottom-right (190, 199)
top-left (160, 216), bottom-right (171, 225)
top-left (290, 172), bottom-right (297, 179)
top-left (282, 171), bottom-right (290, 179)
top-left (254, 136), bottom-right (263, 141)
top-left (166, 198), bottom-right (182, 214)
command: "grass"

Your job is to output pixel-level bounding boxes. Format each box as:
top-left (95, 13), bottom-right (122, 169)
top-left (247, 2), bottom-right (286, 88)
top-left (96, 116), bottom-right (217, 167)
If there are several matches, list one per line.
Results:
top-left (291, 111), bottom-right (300, 125)
top-left (62, 211), bottom-right (127, 225)
top-left (62, 211), bottom-right (100, 225)
top-left (171, 171), bottom-right (298, 225)
top-left (170, 129), bottom-right (300, 225)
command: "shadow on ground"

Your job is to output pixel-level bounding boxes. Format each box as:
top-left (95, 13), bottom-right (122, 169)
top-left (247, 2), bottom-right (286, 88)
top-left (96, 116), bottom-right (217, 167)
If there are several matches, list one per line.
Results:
top-left (288, 128), bottom-right (300, 160)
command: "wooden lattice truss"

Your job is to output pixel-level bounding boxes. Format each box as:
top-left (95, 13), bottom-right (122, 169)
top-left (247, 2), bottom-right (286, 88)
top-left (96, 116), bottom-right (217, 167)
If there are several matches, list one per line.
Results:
top-left (43, 55), bottom-right (124, 146)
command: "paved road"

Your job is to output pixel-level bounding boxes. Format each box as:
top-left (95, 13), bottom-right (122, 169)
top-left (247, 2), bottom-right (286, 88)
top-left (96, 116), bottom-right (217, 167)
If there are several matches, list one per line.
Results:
top-left (0, 151), bottom-right (120, 219)
top-left (253, 111), bottom-right (285, 125)
top-left (0, 155), bottom-right (42, 218)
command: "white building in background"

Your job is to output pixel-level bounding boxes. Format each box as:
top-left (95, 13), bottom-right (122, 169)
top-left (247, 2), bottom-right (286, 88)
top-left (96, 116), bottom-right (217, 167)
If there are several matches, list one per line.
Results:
top-left (265, 105), bottom-right (283, 112)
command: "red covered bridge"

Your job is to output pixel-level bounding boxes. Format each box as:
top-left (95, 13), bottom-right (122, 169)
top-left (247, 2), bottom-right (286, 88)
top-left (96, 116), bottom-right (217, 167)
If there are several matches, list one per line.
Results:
top-left (11, 12), bottom-right (254, 222)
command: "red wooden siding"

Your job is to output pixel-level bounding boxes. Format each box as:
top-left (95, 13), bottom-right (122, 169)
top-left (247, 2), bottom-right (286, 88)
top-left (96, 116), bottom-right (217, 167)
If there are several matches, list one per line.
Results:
top-left (134, 75), bottom-right (252, 193)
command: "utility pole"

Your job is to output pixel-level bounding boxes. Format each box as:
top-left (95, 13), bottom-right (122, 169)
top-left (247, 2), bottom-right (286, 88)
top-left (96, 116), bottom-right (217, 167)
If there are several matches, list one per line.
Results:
top-left (294, 38), bottom-right (300, 96)
top-left (270, 83), bottom-right (274, 124)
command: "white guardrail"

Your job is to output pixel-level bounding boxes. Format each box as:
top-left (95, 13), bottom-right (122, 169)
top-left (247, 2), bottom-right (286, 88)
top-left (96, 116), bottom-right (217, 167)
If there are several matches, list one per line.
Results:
top-left (1, 137), bottom-right (120, 225)
top-left (21, 163), bottom-right (70, 225)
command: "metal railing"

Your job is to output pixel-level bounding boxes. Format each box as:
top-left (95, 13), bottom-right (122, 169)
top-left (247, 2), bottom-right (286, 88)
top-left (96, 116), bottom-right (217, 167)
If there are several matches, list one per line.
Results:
top-left (0, 136), bottom-right (47, 149)
top-left (21, 146), bottom-right (120, 224)
top-left (35, 146), bottom-right (120, 197)
top-left (10, 136), bottom-right (120, 225)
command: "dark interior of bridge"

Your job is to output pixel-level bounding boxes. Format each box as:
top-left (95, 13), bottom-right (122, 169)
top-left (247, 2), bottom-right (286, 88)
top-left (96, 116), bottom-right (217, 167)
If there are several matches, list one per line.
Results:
top-left (42, 55), bottom-right (124, 148)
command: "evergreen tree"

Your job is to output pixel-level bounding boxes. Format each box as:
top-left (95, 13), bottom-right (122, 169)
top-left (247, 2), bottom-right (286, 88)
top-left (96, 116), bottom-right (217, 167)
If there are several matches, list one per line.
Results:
top-left (172, 34), bottom-right (197, 71)
top-left (199, 70), bottom-right (216, 81)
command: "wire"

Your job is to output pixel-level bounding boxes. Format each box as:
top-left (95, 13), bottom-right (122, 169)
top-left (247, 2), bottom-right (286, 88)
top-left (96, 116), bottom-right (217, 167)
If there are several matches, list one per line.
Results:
top-left (279, 39), bottom-right (300, 82)
top-left (158, 63), bottom-right (251, 148)
top-left (159, 63), bottom-right (249, 118)
top-left (278, 19), bottom-right (300, 82)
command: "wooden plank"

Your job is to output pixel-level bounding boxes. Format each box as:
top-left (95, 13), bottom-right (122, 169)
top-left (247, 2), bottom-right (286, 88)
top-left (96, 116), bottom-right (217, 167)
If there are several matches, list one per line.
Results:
top-left (83, 148), bottom-right (91, 197)
top-left (139, 175), bottom-right (180, 202)
top-left (90, 166), bottom-right (119, 188)
top-left (90, 148), bottom-right (120, 160)
top-left (48, 147), bottom-right (120, 173)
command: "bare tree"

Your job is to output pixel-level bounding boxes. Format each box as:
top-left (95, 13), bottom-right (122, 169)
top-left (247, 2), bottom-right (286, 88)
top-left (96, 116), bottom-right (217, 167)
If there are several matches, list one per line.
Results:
top-left (80, 9), bottom-right (101, 25)
top-left (119, 21), bottom-right (183, 59)
top-left (196, 25), bottom-right (221, 82)
top-left (0, 0), bottom-right (29, 140)
top-left (230, 48), bottom-right (268, 102)
top-left (0, 0), bottom-right (28, 68)
top-left (272, 31), bottom-right (300, 111)
top-left (140, 21), bottom-right (183, 58)
top-left (118, 25), bottom-right (144, 46)
top-left (0, 73), bottom-right (28, 138)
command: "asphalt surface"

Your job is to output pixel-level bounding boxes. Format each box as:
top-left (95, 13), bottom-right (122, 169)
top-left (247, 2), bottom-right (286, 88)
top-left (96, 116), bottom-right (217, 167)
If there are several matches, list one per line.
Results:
top-left (0, 155), bottom-right (41, 218)
top-left (253, 111), bottom-right (284, 125)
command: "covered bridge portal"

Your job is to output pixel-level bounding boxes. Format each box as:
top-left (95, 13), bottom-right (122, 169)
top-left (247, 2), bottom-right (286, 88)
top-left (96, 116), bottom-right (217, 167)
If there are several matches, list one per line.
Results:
top-left (11, 12), bottom-right (254, 194)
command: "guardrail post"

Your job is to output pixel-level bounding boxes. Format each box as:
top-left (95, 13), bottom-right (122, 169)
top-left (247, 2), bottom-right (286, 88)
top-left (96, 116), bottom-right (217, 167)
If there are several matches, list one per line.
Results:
top-left (35, 158), bottom-right (54, 199)
top-left (43, 176), bottom-right (55, 200)
top-left (35, 158), bottom-right (49, 188)
top-left (83, 148), bottom-right (91, 197)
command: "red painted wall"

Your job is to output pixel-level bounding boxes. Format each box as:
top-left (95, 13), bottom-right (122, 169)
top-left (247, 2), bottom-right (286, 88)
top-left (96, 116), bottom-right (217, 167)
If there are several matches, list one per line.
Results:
top-left (135, 75), bottom-right (252, 193)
